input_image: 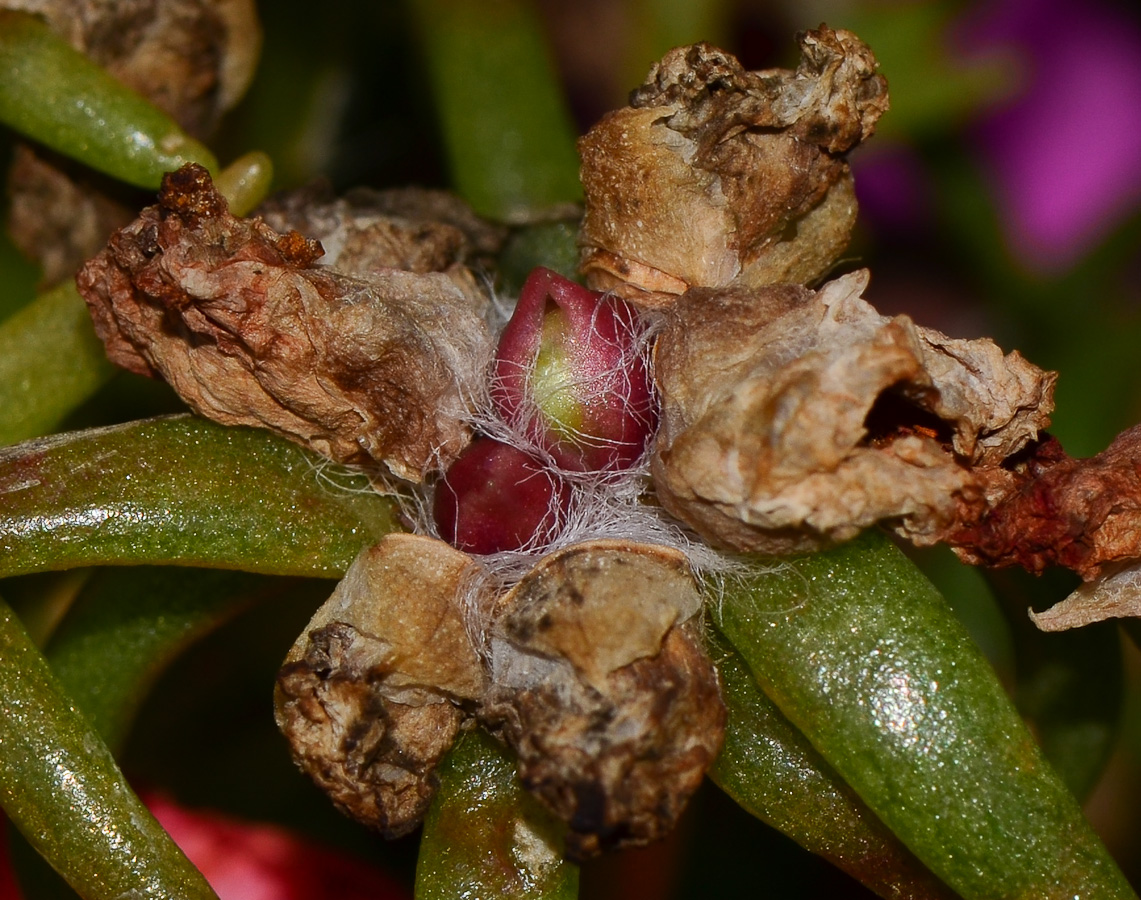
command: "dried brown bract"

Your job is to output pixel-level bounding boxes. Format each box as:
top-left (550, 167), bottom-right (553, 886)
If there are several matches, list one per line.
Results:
top-left (480, 541), bottom-right (724, 859)
top-left (274, 535), bottom-right (483, 837)
top-left (1031, 560), bottom-right (1141, 632)
top-left (5, 0), bottom-right (260, 285)
top-left (77, 164), bottom-right (494, 480)
top-left (949, 426), bottom-right (1141, 582)
top-left (578, 26), bottom-right (888, 306)
top-left (651, 270), bottom-right (1056, 553)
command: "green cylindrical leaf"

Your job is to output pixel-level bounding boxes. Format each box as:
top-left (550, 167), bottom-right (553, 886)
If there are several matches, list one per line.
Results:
top-left (406, 0), bottom-right (581, 220)
top-left (0, 11), bottom-right (217, 188)
top-left (0, 280), bottom-right (116, 447)
top-left (713, 531), bottom-right (1136, 900)
top-left (415, 729), bottom-right (578, 900)
top-left (708, 629), bottom-right (955, 900)
top-left (0, 415), bottom-right (401, 578)
top-left (0, 597), bottom-right (219, 900)
top-left (214, 150), bottom-right (275, 217)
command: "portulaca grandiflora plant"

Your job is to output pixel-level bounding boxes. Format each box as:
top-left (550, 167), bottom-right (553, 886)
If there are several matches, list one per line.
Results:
top-left (2, 2), bottom-right (1141, 899)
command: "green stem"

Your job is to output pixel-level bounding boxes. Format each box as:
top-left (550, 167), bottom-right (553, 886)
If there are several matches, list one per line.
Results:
top-left (712, 531), bottom-right (1136, 900)
top-left (406, 0), bottom-right (581, 221)
top-left (0, 280), bottom-right (115, 447)
top-left (0, 597), bottom-right (219, 900)
top-left (0, 11), bottom-right (217, 188)
top-left (414, 729), bottom-right (579, 899)
top-left (0, 415), bottom-right (400, 579)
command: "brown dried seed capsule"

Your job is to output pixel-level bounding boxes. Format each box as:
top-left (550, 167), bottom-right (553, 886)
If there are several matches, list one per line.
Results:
top-left (651, 270), bottom-right (1056, 554)
top-left (274, 535), bottom-right (484, 837)
top-left (276, 623), bottom-right (467, 838)
top-left (77, 164), bottom-right (494, 480)
top-left (479, 541), bottom-right (724, 859)
top-left (578, 26), bottom-right (888, 306)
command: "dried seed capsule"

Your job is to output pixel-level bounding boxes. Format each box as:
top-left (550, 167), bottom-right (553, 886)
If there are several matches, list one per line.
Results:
top-left (578, 28), bottom-right (889, 305)
top-left (651, 270), bottom-right (1055, 553)
top-left (480, 540), bottom-right (724, 859)
top-left (77, 164), bottom-right (494, 481)
top-left (274, 535), bottom-right (484, 837)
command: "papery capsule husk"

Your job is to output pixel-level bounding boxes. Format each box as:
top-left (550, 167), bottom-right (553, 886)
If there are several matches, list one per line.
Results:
top-left (578, 26), bottom-right (888, 306)
top-left (651, 270), bottom-right (1056, 554)
top-left (77, 164), bottom-right (494, 480)
top-left (274, 534), bottom-right (484, 837)
top-left (478, 540), bottom-right (725, 860)
top-left (256, 181), bottom-right (507, 277)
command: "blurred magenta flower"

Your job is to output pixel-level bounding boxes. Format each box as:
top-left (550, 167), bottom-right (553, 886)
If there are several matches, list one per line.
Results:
top-left (851, 141), bottom-right (936, 236)
top-left (146, 794), bottom-right (408, 900)
top-left (433, 436), bottom-right (571, 554)
top-left (960, 0), bottom-right (1141, 272)
top-left (493, 267), bottom-right (656, 472)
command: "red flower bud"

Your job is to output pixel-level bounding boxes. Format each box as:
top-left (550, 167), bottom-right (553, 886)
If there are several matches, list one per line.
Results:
top-left (493, 267), bottom-right (656, 472)
top-left (434, 437), bottom-right (570, 555)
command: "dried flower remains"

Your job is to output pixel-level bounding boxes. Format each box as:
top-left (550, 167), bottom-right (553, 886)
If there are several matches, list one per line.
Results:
top-left (77, 163), bottom-right (494, 481)
top-left (578, 26), bottom-right (889, 305)
top-left (651, 269), bottom-right (1056, 554)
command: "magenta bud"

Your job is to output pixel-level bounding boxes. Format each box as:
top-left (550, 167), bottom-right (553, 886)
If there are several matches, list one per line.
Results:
top-left (493, 267), bottom-right (657, 472)
top-left (433, 437), bottom-right (570, 555)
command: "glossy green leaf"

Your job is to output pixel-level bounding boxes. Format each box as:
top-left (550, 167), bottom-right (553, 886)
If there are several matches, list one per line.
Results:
top-left (0, 11), bottom-right (217, 188)
top-left (0, 597), bottom-right (219, 900)
top-left (0, 415), bottom-right (401, 579)
top-left (415, 728), bottom-right (579, 900)
top-left (0, 280), bottom-right (116, 447)
top-left (708, 629), bottom-right (955, 900)
top-left (713, 531), bottom-right (1136, 900)
top-left (406, 0), bottom-right (581, 220)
